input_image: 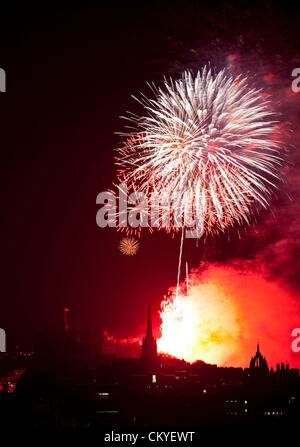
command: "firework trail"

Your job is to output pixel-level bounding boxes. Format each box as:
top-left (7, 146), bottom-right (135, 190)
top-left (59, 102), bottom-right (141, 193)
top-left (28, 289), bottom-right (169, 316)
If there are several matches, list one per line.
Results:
top-left (115, 67), bottom-right (284, 288)
top-left (119, 237), bottom-right (139, 256)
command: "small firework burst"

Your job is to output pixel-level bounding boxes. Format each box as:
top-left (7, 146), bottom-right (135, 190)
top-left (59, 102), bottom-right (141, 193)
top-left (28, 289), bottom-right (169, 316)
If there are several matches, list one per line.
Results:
top-left (119, 237), bottom-right (139, 256)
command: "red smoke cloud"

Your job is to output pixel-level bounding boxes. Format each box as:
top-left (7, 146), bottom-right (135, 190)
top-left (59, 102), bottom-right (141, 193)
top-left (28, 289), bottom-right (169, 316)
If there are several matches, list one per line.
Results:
top-left (158, 263), bottom-right (300, 368)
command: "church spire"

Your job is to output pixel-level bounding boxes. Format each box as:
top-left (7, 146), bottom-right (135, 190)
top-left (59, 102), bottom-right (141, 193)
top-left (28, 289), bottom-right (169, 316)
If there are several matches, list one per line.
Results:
top-left (141, 305), bottom-right (157, 368)
top-left (147, 305), bottom-right (153, 339)
top-left (250, 343), bottom-right (269, 374)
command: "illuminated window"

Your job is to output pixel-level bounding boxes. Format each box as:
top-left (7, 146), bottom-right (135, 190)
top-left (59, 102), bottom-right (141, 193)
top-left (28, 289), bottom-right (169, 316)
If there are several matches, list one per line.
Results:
top-left (152, 375), bottom-right (157, 384)
top-left (97, 392), bottom-right (109, 399)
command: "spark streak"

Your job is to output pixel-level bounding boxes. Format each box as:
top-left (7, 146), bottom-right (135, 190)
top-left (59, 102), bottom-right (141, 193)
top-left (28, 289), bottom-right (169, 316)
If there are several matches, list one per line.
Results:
top-left (115, 67), bottom-right (283, 237)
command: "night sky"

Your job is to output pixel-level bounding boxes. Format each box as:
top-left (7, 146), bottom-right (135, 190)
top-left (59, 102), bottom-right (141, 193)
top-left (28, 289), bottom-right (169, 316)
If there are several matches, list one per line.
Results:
top-left (1, 2), bottom-right (300, 351)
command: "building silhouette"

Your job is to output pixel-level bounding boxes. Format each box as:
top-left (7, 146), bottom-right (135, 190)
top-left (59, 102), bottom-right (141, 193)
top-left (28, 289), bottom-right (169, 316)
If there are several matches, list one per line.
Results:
top-left (3, 325), bottom-right (300, 429)
top-left (141, 305), bottom-right (158, 368)
top-left (249, 344), bottom-right (269, 374)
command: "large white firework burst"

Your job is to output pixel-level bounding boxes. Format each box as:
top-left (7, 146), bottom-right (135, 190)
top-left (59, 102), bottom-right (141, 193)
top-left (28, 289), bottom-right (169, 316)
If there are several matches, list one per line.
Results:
top-left (115, 66), bottom-right (283, 236)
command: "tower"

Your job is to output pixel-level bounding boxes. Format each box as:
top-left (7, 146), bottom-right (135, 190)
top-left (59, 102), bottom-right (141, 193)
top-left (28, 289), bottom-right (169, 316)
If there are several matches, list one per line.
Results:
top-left (141, 305), bottom-right (157, 367)
top-left (249, 343), bottom-right (269, 374)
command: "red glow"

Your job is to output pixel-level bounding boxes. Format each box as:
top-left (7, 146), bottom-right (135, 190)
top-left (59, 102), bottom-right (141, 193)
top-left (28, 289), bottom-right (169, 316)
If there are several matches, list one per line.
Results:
top-left (264, 72), bottom-right (276, 81)
top-left (228, 52), bottom-right (240, 61)
top-left (158, 264), bottom-right (300, 368)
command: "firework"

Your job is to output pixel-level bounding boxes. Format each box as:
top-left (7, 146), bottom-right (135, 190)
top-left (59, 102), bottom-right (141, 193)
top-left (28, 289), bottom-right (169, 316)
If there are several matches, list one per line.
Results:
top-left (157, 264), bottom-right (300, 366)
top-left (109, 180), bottom-right (153, 237)
top-left (115, 66), bottom-right (283, 237)
top-left (119, 237), bottom-right (139, 256)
